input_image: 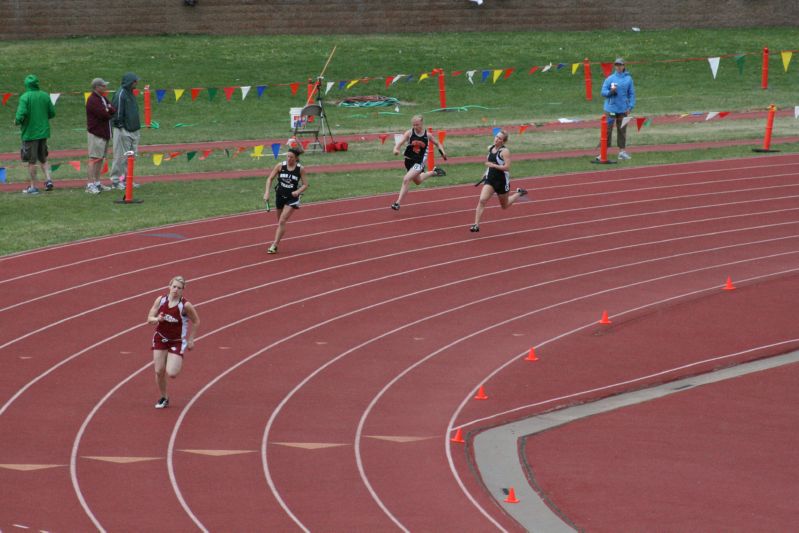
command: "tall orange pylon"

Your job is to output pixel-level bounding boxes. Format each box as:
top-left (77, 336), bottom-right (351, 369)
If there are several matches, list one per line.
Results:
top-left (474, 386), bottom-right (488, 400)
top-left (504, 487), bottom-right (520, 503)
top-left (599, 310), bottom-right (612, 324)
top-left (525, 347), bottom-right (538, 361)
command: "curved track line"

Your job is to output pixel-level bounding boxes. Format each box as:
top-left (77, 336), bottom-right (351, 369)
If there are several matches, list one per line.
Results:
top-left (443, 267), bottom-right (799, 528)
top-left (256, 250), bottom-right (799, 530)
top-left (2, 158), bottom-right (796, 283)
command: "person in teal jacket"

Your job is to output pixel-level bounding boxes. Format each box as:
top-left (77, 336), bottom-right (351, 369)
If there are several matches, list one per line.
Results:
top-left (14, 74), bottom-right (56, 194)
top-left (600, 57), bottom-right (636, 160)
top-left (109, 72), bottom-right (142, 189)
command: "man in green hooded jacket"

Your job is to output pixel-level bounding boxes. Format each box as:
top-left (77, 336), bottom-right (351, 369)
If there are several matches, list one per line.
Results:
top-left (14, 74), bottom-right (56, 194)
top-left (109, 72), bottom-right (142, 190)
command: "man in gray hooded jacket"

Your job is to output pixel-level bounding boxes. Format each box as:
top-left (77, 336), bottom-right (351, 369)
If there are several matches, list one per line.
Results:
top-left (109, 72), bottom-right (142, 189)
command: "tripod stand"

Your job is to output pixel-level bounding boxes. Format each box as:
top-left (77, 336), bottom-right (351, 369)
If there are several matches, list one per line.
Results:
top-left (293, 77), bottom-right (335, 153)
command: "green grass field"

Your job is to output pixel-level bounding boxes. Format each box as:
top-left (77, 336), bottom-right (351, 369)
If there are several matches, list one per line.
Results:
top-left (2, 28), bottom-right (798, 254)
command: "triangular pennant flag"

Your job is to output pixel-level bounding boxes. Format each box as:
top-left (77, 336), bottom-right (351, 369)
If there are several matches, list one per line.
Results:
top-left (519, 124), bottom-right (529, 134)
top-left (405, 75), bottom-right (414, 82)
top-left (735, 55), bottom-right (746, 75)
top-left (0, 167), bottom-right (6, 183)
top-left (153, 153), bottom-right (164, 166)
top-left (257, 85), bottom-right (267, 98)
top-left (346, 79), bottom-right (359, 89)
top-left (271, 142), bottom-right (280, 159)
top-left (378, 134), bottom-right (388, 145)
top-left (706, 111), bottom-right (719, 121)
top-left (503, 68), bottom-right (515, 79)
top-left (644, 118), bottom-right (652, 127)
top-left (452, 70), bottom-right (463, 76)
top-left (102, 161), bottom-right (108, 174)
top-left (556, 63), bottom-right (566, 70)
top-left (385, 76), bottom-right (393, 88)
top-left (207, 88), bottom-right (218, 101)
top-left (492, 126), bottom-right (501, 136)
top-left (174, 89), bottom-right (185, 102)
top-left (251, 145), bottom-right (264, 158)
top-left (391, 74), bottom-right (404, 85)
top-left (223, 87), bottom-right (236, 101)
top-left (541, 63), bottom-right (552, 73)
top-left (68, 160), bottom-right (81, 171)
top-left (133, 89), bottom-right (140, 96)
top-left (186, 151), bottom-right (197, 161)
top-left (49, 93), bottom-right (60, 105)
top-left (466, 70), bottom-right (476, 84)
top-left (636, 117), bottom-right (647, 131)
top-left (528, 66), bottom-right (540, 74)
top-left (84, 92), bottom-right (91, 104)
top-left (156, 89), bottom-right (166, 103)
top-left (708, 57), bottom-right (720, 79)
top-left (240, 86), bottom-right (251, 100)
top-left (234, 147), bottom-right (246, 157)
top-left (492, 69), bottom-right (502, 83)
top-left (481, 70), bottom-right (490, 82)
top-left (600, 62), bottom-right (613, 77)
top-left (781, 51), bottom-right (793, 72)
top-left (620, 116), bottom-right (632, 129)
top-left (168, 151), bottom-right (182, 160)
top-left (190, 88), bottom-right (202, 101)
top-left (289, 82), bottom-right (299, 96)
top-left (1, 93), bottom-right (11, 106)
top-left (338, 80), bottom-right (347, 90)
top-left (199, 149), bottom-right (213, 160)
top-left (301, 140), bottom-right (310, 150)
top-left (51, 163), bottom-right (61, 171)
top-left (418, 72), bottom-right (429, 82)
top-left (718, 111), bottom-right (730, 118)
top-left (572, 63), bottom-right (580, 74)
top-left (325, 81), bottom-right (334, 95)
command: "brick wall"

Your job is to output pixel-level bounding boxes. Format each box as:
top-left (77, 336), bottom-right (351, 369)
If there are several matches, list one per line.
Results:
top-left (1, 0), bottom-right (796, 40)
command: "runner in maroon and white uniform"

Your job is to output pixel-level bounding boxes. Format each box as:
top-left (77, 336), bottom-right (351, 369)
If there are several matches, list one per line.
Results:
top-left (147, 275), bottom-right (200, 409)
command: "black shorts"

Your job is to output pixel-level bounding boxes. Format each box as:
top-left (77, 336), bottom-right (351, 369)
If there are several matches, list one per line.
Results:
top-left (486, 173), bottom-right (510, 195)
top-left (275, 192), bottom-right (301, 210)
top-left (404, 158), bottom-right (424, 173)
top-left (21, 139), bottom-right (48, 164)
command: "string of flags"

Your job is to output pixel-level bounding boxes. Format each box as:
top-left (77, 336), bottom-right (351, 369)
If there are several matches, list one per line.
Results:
top-left (3, 48), bottom-right (798, 107)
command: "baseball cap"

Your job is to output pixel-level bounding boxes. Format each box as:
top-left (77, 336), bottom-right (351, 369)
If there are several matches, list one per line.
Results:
top-left (91, 78), bottom-right (109, 88)
top-left (614, 57), bottom-right (625, 65)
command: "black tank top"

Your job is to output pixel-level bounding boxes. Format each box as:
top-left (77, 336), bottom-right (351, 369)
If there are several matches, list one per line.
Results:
top-left (275, 161), bottom-right (302, 193)
top-left (403, 129), bottom-right (428, 163)
top-left (486, 146), bottom-right (507, 180)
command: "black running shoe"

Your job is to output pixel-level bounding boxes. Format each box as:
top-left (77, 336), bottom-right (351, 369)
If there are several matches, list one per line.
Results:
top-left (470, 224), bottom-right (480, 232)
top-left (390, 202), bottom-right (400, 211)
top-left (516, 188), bottom-right (528, 197)
top-left (433, 166), bottom-right (446, 177)
top-left (45, 180), bottom-right (54, 191)
top-left (155, 397), bottom-right (169, 409)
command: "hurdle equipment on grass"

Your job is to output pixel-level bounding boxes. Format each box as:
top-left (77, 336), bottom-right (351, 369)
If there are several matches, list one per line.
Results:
top-left (114, 151), bottom-right (143, 204)
top-left (753, 104), bottom-right (780, 153)
top-left (591, 114), bottom-right (616, 164)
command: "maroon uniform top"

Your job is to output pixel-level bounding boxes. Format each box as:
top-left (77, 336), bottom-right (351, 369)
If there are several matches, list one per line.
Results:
top-left (86, 91), bottom-right (115, 140)
top-left (154, 296), bottom-right (188, 341)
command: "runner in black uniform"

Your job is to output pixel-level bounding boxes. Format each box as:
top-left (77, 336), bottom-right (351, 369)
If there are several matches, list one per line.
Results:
top-left (264, 147), bottom-right (308, 254)
top-left (470, 130), bottom-right (527, 232)
top-left (390, 115), bottom-right (447, 210)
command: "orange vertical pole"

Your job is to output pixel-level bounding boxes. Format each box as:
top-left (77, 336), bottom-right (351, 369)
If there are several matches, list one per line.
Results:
top-left (427, 127), bottom-right (436, 171)
top-left (599, 114), bottom-right (609, 161)
top-left (437, 72), bottom-right (447, 109)
top-left (124, 152), bottom-right (135, 202)
top-left (143, 85), bottom-right (151, 128)
top-left (583, 58), bottom-right (592, 101)
top-left (753, 104), bottom-right (780, 152)
top-left (761, 47), bottom-right (769, 90)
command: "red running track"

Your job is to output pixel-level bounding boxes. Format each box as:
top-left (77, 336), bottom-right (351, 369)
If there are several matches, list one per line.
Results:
top-left (1, 153), bottom-right (799, 531)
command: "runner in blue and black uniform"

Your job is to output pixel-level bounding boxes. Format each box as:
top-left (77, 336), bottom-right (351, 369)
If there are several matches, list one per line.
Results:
top-left (264, 147), bottom-right (309, 254)
top-left (390, 115), bottom-right (447, 210)
top-left (470, 130), bottom-right (527, 232)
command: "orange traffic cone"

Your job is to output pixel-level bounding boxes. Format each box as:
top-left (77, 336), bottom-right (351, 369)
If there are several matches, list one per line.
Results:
top-left (451, 428), bottom-right (465, 443)
top-left (525, 347), bottom-right (538, 361)
top-left (723, 276), bottom-right (736, 291)
top-left (599, 310), bottom-right (612, 324)
top-left (504, 487), bottom-right (520, 503)
top-left (474, 386), bottom-right (488, 400)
